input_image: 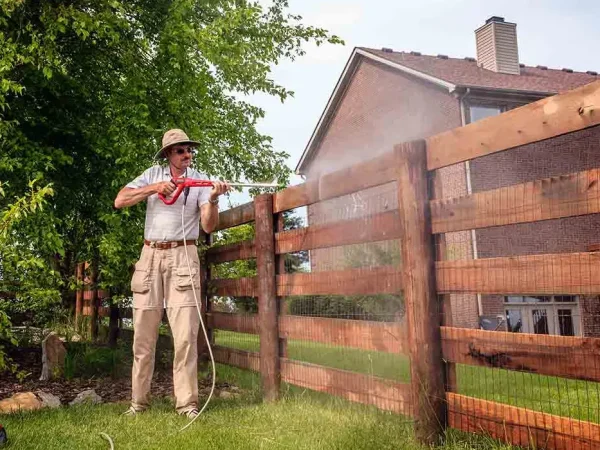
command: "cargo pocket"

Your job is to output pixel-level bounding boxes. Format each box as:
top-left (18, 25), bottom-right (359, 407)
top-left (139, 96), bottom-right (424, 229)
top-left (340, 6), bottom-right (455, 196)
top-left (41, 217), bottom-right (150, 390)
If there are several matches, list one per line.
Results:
top-left (175, 266), bottom-right (200, 291)
top-left (131, 263), bottom-right (151, 294)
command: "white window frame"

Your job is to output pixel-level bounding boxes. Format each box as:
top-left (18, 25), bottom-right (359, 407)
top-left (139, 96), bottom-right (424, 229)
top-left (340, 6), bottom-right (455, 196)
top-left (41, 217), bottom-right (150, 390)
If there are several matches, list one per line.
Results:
top-left (504, 295), bottom-right (581, 336)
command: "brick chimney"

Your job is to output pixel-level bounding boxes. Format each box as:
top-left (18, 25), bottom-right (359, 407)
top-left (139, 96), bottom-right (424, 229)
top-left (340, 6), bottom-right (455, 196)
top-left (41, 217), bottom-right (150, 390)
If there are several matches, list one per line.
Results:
top-left (475, 16), bottom-right (520, 75)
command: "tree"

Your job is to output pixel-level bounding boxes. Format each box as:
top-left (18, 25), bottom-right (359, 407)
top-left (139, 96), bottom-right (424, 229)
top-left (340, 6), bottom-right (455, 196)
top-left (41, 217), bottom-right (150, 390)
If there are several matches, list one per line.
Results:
top-left (0, 1), bottom-right (342, 326)
top-left (0, 180), bottom-right (54, 370)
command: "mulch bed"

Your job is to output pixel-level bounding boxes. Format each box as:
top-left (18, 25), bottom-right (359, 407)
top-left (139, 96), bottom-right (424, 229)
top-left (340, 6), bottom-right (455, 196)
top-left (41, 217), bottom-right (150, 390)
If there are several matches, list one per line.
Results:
top-left (0, 346), bottom-right (231, 405)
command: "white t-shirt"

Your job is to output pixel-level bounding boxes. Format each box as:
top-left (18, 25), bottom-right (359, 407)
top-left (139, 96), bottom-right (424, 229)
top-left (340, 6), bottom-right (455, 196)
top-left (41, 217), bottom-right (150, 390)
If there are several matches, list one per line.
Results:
top-left (126, 165), bottom-right (212, 241)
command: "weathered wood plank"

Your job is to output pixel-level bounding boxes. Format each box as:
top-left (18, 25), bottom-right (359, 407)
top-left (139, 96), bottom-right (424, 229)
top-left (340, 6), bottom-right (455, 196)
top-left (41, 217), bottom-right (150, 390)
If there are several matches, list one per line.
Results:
top-left (275, 212), bottom-right (289, 358)
top-left (275, 210), bottom-right (401, 254)
top-left (431, 168), bottom-right (600, 233)
top-left (206, 240), bottom-right (256, 264)
top-left (427, 80), bottom-right (600, 170)
top-left (207, 312), bottom-right (259, 334)
top-left (279, 316), bottom-right (407, 354)
top-left (255, 194), bottom-right (280, 401)
top-left (215, 202), bottom-right (255, 231)
top-left (208, 277), bottom-right (257, 297)
top-left (276, 266), bottom-right (402, 297)
top-left (213, 346), bottom-right (260, 372)
top-left (281, 359), bottom-right (412, 416)
top-left (436, 252), bottom-right (600, 294)
top-left (396, 140), bottom-right (445, 445)
top-left (448, 393), bottom-right (600, 450)
top-left (75, 262), bottom-right (84, 328)
top-left (442, 327), bottom-right (600, 383)
top-left (273, 150), bottom-right (400, 213)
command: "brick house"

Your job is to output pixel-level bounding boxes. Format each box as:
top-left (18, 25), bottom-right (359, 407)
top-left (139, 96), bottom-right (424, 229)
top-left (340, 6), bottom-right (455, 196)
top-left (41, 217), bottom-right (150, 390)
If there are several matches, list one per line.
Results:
top-left (295, 16), bottom-right (600, 336)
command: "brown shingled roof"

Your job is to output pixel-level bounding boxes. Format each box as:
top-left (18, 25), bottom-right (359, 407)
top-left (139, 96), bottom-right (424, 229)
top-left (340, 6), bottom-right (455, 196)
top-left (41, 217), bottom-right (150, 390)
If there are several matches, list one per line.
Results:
top-left (362, 47), bottom-right (598, 94)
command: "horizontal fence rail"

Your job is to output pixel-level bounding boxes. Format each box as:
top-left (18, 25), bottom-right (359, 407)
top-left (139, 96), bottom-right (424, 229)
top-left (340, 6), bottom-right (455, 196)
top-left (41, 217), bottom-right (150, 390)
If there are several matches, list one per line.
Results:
top-left (275, 210), bottom-right (401, 254)
top-left (442, 327), bottom-right (600, 383)
top-left (213, 346), bottom-right (260, 371)
top-left (276, 266), bottom-right (403, 296)
top-left (436, 251), bottom-right (600, 294)
top-left (280, 316), bottom-right (407, 354)
top-left (209, 266), bottom-right (403, 297)
top-left (214, 202), bottom-right (255, 232)
top-left (431, 167), bottom-right (600, 234)
top-left (208, 312), bottom-right (407, 354)
top-left (426, 80), bottom-right (600, 170)
top-left (281, 359), bottom-right (412, 416)
top-left (206, 240), bottom-right (256, 263)
top-left (448, 393), bottom-right (600, 450)
top-left (273, 150), bottom-right (400, 213)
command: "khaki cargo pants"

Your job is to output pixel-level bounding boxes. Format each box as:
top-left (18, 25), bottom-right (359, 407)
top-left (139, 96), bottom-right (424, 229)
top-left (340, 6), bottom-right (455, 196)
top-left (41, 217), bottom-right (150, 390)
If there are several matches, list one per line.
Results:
top-left (130, 243), bottom-right (202, 413)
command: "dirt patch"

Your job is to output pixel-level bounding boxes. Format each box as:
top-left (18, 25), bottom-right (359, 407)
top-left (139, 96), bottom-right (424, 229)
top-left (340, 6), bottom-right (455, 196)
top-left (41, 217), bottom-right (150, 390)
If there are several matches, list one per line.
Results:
top-left (0, 346), bottom-right (234, 405)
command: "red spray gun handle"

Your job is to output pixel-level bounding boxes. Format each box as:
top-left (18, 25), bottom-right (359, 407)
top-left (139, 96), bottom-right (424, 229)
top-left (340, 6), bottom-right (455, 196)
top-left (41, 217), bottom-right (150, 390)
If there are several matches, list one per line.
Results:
top-left (158, 178), bottom-right (214, 205)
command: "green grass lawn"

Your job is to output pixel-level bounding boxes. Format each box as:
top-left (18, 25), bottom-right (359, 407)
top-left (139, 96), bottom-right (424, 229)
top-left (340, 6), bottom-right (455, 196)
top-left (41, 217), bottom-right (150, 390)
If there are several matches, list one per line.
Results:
top-left (0, 364), bottom-right (514, 450)
top-left (215, 330), bottom-right (600, 423)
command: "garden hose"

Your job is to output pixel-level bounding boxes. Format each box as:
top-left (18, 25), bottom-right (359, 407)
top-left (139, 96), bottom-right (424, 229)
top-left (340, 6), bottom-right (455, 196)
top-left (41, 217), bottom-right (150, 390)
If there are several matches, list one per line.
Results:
top-left (179, 192), bottom-right (217, 432)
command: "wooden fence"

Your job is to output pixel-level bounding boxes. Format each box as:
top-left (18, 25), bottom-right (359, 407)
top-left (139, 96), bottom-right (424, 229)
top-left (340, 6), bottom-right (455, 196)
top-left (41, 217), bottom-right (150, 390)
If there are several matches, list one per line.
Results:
top-left (80, 79), bottom-right (600, 448)
top-left (203, 79), bottom-right (600, 449)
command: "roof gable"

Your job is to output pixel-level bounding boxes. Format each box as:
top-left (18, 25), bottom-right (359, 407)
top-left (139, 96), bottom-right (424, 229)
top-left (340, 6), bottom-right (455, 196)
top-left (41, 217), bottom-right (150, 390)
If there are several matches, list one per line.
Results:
top-left (296, 47), bottom-right (599, 174)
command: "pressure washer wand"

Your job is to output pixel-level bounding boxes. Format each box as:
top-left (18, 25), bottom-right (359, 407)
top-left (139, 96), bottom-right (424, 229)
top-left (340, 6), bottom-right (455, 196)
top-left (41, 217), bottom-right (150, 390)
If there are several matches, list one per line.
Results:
top-left (158, 178), bottom-right (278, 205)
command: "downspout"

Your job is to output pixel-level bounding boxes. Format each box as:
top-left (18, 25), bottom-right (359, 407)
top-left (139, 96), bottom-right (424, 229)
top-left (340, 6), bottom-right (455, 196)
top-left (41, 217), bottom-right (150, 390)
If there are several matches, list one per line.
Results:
top-left (458, 88), bottom-right (483, 318)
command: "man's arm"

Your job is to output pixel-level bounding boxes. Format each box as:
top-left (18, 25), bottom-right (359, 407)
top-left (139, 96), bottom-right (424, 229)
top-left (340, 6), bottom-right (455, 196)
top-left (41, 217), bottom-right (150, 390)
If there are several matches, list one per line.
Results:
top-left (200, 181), bottom-right (229, 233)
top-left (114, 181), bottom-right (176, 209)
top-left (200, 201), bottom-right (219, 233)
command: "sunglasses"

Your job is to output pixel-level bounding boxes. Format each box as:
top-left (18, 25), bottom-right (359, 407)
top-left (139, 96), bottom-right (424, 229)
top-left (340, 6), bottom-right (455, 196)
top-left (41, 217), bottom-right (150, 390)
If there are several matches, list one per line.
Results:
top-left (172, 147), bottom-right (197, 155)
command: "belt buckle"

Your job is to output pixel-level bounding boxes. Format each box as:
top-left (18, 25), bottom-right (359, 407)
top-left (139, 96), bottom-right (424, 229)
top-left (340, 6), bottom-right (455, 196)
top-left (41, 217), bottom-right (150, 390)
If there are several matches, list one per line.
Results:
top-left (149, 241), bottom-right (157, 248)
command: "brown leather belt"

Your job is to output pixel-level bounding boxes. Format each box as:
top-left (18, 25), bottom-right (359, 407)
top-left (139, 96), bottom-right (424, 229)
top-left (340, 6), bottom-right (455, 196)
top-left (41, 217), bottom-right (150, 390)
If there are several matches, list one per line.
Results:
top-left (144, 239), bottom-right (196, 249)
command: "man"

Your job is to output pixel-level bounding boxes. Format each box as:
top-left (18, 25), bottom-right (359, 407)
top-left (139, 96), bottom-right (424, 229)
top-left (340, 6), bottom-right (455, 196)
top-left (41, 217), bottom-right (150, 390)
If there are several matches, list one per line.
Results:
top-left (114, 129), bottom-right (229, 418)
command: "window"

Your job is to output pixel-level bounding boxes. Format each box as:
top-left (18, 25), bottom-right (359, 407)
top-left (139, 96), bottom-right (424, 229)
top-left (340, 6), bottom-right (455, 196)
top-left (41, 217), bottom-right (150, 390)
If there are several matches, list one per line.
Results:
top-left (469, 105), bottom-right (502, 123)
top-left (504, 295), bottom-right (580, 336)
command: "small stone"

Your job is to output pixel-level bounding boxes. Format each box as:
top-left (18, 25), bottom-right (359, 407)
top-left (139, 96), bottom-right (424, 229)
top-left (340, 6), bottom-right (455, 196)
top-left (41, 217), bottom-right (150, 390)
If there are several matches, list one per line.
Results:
top-left (39, 332), bottom-right (66, 381)
top-left (36, 391), bottom-right (61, 409)
top-left (229, 386), bottom-right (240, 393)
top-left (219, 391), bottom-right (233, 400)
top-left (69, 389), bottom-right (102, 406)
top-left (0, 392), bottom-right (42, 413)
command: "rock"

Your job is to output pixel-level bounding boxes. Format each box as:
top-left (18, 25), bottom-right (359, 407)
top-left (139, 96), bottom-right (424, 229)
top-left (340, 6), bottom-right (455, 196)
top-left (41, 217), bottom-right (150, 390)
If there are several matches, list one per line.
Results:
top-left (69, 389), bottom-right (102, 406)
top-left (200, 387), bottom-right (213, 395)
top-left (36, 391), bottom-right (61, 409)
top-left (219, 391), bottom-right (233, 400)
top-left (39, 332), bottom-right (66, 381)
top-left (0, 392), bottom-right (42, 414)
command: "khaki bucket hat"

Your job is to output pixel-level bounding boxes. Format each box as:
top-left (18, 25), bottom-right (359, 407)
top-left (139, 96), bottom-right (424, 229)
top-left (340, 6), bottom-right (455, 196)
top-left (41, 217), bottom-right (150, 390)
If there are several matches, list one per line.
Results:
top-left (154, 129), bottom-right (200, 159)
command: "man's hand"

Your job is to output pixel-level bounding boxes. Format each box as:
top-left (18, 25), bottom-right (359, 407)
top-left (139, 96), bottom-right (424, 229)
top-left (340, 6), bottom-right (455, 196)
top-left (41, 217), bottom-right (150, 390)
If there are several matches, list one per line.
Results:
top-left (209, 181), bottom-right (230, 201)
top-left (155, 181), bottom-right (177, 196)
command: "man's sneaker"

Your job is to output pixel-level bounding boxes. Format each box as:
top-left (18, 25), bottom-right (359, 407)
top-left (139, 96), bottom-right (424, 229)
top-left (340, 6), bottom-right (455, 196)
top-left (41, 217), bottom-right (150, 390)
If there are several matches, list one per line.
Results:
top-left (183, 408), bottom-right (199, 420)
top-left (122, 406), bottom-right (142, 416)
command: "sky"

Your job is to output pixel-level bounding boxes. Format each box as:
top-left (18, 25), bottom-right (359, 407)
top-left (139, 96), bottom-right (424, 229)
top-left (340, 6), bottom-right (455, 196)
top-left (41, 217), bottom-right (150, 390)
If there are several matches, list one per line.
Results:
top-left (226, 0), bottom-right (600, 207)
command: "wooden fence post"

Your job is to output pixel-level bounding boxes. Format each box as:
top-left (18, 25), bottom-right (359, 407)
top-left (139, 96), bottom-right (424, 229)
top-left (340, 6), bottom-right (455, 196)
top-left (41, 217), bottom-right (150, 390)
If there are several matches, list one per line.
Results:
top-left (255, 194), bottom-right (280, 401)
top-left (90, 258), bottom-right (99, 340)
top-left (396, 140), bottom-right (446, 445)
top-left (430, 170), bottom-right (457, 393)
top-left (275, 212), bottom-right (288, 358)
top-left (75, 262), bottom-right (84, 331)
top-left (198, 231), bottom-right (213, 369)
